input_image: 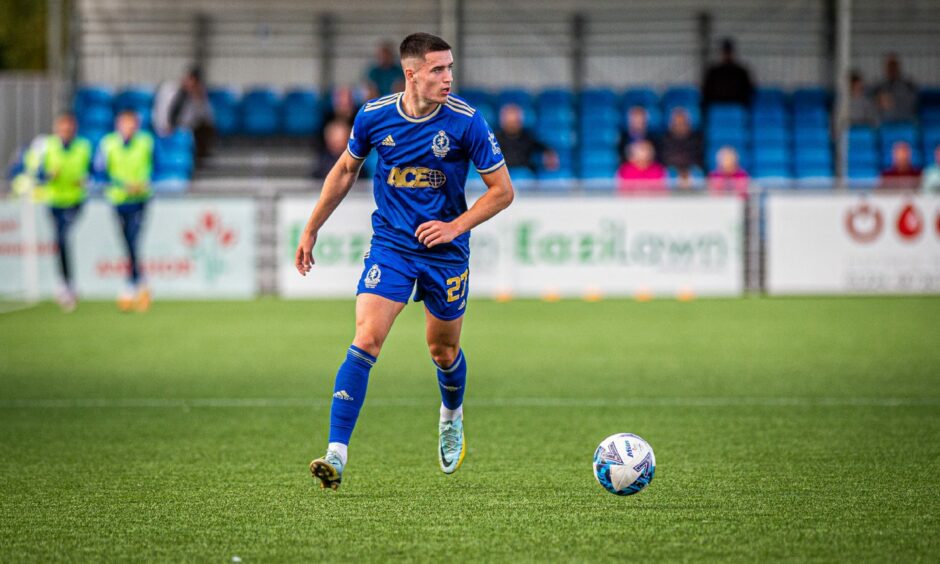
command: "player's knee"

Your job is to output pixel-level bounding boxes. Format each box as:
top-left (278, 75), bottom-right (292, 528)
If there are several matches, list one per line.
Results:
top-left (429, 343), bottom-right (459, 368)
top-left (352, 330), bottom-right (384, 357)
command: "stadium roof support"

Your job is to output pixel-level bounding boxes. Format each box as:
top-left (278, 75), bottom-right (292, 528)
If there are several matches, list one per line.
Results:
top-left (834, 0), bottom-right (852, 186)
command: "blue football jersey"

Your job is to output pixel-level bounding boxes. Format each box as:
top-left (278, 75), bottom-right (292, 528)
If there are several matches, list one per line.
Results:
top-left (347, 92), bottom-right (505, 265)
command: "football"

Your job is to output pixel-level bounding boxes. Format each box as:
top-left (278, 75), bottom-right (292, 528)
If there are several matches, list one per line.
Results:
top-left (593, 433), bottom-right (656, 496)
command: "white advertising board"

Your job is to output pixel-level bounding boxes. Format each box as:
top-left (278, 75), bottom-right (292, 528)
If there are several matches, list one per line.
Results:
top-left (767, 193), bottom-right (940, 294)
top-left (0, 198), bottom-right (257, 299)
top-left (279, 196), bottom-right (744, 298)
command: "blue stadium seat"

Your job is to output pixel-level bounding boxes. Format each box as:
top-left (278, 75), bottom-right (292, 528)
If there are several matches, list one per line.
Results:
top-left (74, 86), bottom-right (113, 114)
top-left (208, 88), bottom-right (240, 135)
top-left (579, 125), bottom-right (619, 147)
top-left (457, 88), bottom-right (493, 109)
top-left (538, 88), bottom-right (574, 109)
top-left (537, 127), bottom-right (575, 151)
top-left (848, 126), bottom-right (877, 149)
top-left (923, 127), bottom-right (940, 156)
top-left (707, 104), bottom-right (748, 128)
top-left (241, 88), bottom-right (280, 135)
top-left (793, 107), bottom-right (829, 128)
top-left (794, 127), bottom-right (830, 148)
top-left (752, 126), bottom-right (790, 146)
top-left (752, 87), bottom-right (788, 108)
top-left (78, 105), bottom-right (114, 130)
top-left (921, 107), bottom-right (940, 127)
top-left (281, 89), bottom-right (319, 136)
top-left (752, 105), bottom-right (789, 127)
top-left (662, 86), bottom-right (700, 109)
top-left (707, 126), bottom-right (748, 146)
top-left (580, 88), bottom-right (618, 110)
top-left (581, 106), bottom-right (620, 129)
top-left (114, 87), bottom-right (154, 113)
top-left (539, 107), bottom-right (576, 128)
top-left (496, 88), bottom-right (534, 110)
top-left (155, 129), bottom-right (195, 180)
top-left (622, 87), bottom-right (659, 110)
top-left (792, 88), bottom-right (830, 109)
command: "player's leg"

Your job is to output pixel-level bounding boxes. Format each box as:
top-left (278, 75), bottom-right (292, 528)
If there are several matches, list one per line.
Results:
top-left (115, 203), bottom-right (149, 312)
top-left (416, 263), bottom-right (470, 474)
top-left (311, 254), bottom-right (415, 490)
top-left (49, 206), bottom-right (80, 311)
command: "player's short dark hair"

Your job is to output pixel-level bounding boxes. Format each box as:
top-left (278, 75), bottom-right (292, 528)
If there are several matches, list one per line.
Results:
top-left (400, 33), bottom-right (451, 60)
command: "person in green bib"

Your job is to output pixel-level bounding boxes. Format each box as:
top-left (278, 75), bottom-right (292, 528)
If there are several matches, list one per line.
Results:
top-left (31, 113), bottom-right (93, 312)
top-left (94, 110), bottom-right (155, 312)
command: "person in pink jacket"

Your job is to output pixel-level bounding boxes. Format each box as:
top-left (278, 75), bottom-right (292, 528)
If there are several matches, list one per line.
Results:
top-left (617, 140), bottom-right (667, 193)
top-left (708, 146), bottom-right (749, 197)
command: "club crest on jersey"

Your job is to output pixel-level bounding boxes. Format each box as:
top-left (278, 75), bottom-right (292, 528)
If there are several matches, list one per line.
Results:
top-left (364, 264), bottom-right (381, 288)
top-left (432, 130), bottom-right (451, 158)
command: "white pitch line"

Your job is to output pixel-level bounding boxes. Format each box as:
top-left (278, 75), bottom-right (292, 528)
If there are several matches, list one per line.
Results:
top-left (0, 397), bottom-right (937, 409)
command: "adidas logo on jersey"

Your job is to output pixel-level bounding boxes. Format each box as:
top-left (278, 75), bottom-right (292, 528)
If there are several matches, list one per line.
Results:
top-left (381, 135), bottom-right (395, 146)
top-left (333, 390), bottom-right (354, 401)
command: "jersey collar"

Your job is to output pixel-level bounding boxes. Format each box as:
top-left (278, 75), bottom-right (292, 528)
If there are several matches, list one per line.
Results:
top-left (396, 93), bottom-right (442, 123)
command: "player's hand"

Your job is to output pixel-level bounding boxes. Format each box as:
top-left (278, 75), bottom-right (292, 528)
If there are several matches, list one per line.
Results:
top-left (295, 229), bottom-right (317, 276)
top-left (415, 220), bottom-right (459, 249)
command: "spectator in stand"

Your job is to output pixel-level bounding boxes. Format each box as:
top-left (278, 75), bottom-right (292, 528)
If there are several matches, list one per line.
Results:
top-left (708, 146), bottom-right (749, 197)
top-left (364, 41), bottom-right (404, 99)
top-left (313, 120), bottom-right (361, 180)
top-left (872, 53), bottom-right (918, 123)
top-left (617, 140), bottom-right (666, 192)
top-left (318, 86), bottom-right (361, 153)
top-left (660, 107), bottom-right (703, 173)
top-left (618, 106), bottom-right (658, 164)
top-left (849, 71), bottom-right (879, 127)
top-left (152, 67), bottom-right (215, 162)
top-left (702, 38), bottom-right (754, 108)
top-left (921, 144), bottom-right (940, 193)
top-left (880, 141), bottom-right (921, 189)
top-left (494, 104), bottom-right (558, 173)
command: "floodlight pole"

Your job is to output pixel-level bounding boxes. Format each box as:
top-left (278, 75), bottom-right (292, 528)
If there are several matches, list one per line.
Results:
top-left (834, 0), bottom-right (852, 188)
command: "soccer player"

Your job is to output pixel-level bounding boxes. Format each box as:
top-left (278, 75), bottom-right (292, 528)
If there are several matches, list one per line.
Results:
top-left (20, 113), bottom-right (93, 311)
top-left (295, 32), bottom-right (513, 490)
top-left (94, 110), bottom-right (155, 312)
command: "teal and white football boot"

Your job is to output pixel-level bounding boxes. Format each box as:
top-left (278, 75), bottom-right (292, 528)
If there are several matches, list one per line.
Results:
top-left (439, 416), bottom-right (466, 474)
top-left (310, 449), bottom-right (345, 490)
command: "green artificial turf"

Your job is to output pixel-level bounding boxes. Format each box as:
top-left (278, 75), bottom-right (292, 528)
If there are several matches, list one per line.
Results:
top-left (0, 297), bottom-right (938, 562)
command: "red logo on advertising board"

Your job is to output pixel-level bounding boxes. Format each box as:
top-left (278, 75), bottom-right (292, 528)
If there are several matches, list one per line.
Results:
top-left (181, 211), bottom-right (238, 283)
top-left (896, 203), bottom-right (923, 241)
top-left (845, 203), bottom-right (883, 243)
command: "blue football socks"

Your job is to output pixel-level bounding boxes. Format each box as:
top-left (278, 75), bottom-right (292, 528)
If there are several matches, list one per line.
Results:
top-left (436, 349), bottom-right (466, 416)
top-left (328, 345), bottom-right (377, 446)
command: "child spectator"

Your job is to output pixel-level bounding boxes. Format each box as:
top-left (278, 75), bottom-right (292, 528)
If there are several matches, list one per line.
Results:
top-left (880, 141), bottom-right (921, 189)
top-left (617, 140), bottom-right (667, 192)
top-left (708, 146), bottom-right (749, 197)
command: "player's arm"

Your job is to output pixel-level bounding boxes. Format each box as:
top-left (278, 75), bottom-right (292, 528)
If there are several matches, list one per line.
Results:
top-left (415, 166), bottom-right (514, 249)
top-left (295, 150), bottom-right (366, 276)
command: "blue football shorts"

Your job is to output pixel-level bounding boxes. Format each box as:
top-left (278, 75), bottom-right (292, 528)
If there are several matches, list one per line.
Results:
top-left (356, 245), bottom-right (469, 321)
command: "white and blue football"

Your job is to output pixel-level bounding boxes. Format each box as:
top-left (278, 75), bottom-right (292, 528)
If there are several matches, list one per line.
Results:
top-left (593, 433), bottom-right (656, 496)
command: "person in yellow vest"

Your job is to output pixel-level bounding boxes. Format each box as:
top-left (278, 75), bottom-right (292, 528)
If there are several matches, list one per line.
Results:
top-left (94, 110), bottom-right (155, 312)
top-left (26, 113), bottom-right (93, 312)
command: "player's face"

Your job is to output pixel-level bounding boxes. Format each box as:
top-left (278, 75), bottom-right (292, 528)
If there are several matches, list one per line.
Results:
top-left (415, 50), bottom-right (454, 104)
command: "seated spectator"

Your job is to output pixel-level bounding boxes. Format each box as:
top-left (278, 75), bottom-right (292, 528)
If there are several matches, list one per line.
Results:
top-left (660, 107), bottom-right (703, 172)
top-left (365, 41), bottom-right (404, 99)
top-left (921, 144), bottom-right (940, 193)
top-left (618, 106), bottom-right (659, 164)
top-left (319, 86), bottom-right (361, 151)
top-left (708, 146), bottom-right (749, 197)
top-left (313, 120), bottom-right (361, 180)
top-left (873, 53), bottom-right (918, 123)
top-left (702, 38), bottom-right (754, 108)
top-left (494, 104), bottom-right (558, 173)
top-left (880, 141), bottom-right (921, 190)
top-left (849, 70), bottom-right (878, 127)
top-left (152, 67), bottom-right (215, 163)
top-left (617, 140), bottom-right (667, 192)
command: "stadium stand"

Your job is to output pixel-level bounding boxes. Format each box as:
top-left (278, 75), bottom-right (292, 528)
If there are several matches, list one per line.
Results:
top-left (68, 81), bottom-right (940, 190)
